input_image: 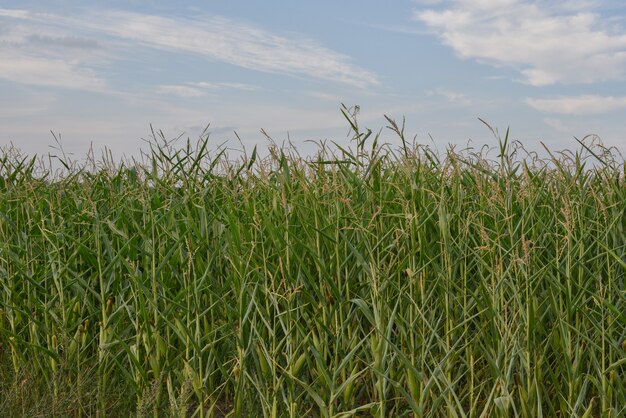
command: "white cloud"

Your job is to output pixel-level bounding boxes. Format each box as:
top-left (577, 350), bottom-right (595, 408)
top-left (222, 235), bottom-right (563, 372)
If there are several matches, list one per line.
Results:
top-left (94, 11), bottom-right (378, 88)
top-left (306, 91), bottom-right (344, 102)
top-left (430, 88), bottom-right (471, 104)
top-left (543, 117), bottom-right (568, 131)
top-left (1, 8), bottom-right (378, 89)
top-left (411, 0), bottom-right (445, 5)
top-left (156, 81), bottom-right (260, 98)
top-left (526, 95), bottom-right (626, 115)
top-left (190, 82), bottom-right (259, 91)
top-left (0, 53), bottom-right (106, 91)
top-left (0, 8), bottom-right (30, 19)
top-left (0, 13), bottom-right (110, 91)
top-left (155, 85), bottom-right (206, 98)
top-left (414, 0), bottom-right (626, 85)
top-left (25, 34), bottom-right (101, 50)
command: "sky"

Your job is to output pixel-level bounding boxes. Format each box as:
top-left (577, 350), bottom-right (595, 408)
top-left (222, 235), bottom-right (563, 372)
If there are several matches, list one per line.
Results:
top-left (1, 0), bottom-right (625, 161)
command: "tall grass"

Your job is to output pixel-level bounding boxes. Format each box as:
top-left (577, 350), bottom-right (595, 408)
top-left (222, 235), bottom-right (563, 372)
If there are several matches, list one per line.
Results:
top-left (0, 113), bottom-right (624, 417)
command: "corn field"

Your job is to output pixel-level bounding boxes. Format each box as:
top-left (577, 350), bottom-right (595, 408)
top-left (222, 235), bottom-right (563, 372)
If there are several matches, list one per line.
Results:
top-left (1, 116), bottom-right (625, 417)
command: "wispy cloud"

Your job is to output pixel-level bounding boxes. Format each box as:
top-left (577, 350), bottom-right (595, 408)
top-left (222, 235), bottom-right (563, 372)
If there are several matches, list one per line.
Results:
top-left (0, 52), bottom-right (106, 91)
top-left (414, 0), bottom-right (626, 86)
top-left (429, 88), bottom-right (471, 105)
top-left (0, 8), bottom-right (378, 89)
top-left (156, 81), bottom-right (259, 98)
top-left (0, 12), bottom-right (109, 91)
top-left (155, 85), bottom-right (207, 98)
top-left (191, 82), bottom-right (259, 91)
top-left (25, 34), bottom-right (101, 50)
top-left (527, 95), bottom-right (626, 115)
top-left (543, 118), bottom-right (568, 132)
top-left (0, 8), bottom-right (30, 18)
top-left (92, 11), bottom-right (378, 88)
top-left (306, 91), bottom-right (344, 102)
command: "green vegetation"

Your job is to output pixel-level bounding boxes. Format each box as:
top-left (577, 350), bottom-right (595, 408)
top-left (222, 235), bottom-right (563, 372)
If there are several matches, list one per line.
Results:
top-left (1, 112), bottom-right (625, 417)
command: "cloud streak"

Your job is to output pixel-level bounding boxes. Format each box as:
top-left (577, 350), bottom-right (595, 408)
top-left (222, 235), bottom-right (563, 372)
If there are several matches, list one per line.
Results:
top-left (0, 8), bottom-right (378, 89)
top-left (430, 88), bottom-right (471, 105)
top-left (0, 11), bottom-right (110, 91)
top-left (527, 95), bottom-right (626, 115)
top-left (156, 81), bottom-right (259, 98)
top-left (92, 11), bottom-right (378, 88)
top-left (25, 34), bottom-right (101, 50)
top-left (0, 52), bottom-right (106, 91)
top-left (414, 0), bottom-right (626, 86)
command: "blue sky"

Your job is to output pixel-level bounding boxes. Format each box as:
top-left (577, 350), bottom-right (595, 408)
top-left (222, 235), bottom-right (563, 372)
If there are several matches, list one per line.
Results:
top-left (1, 0), bottom-right (625, 159)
